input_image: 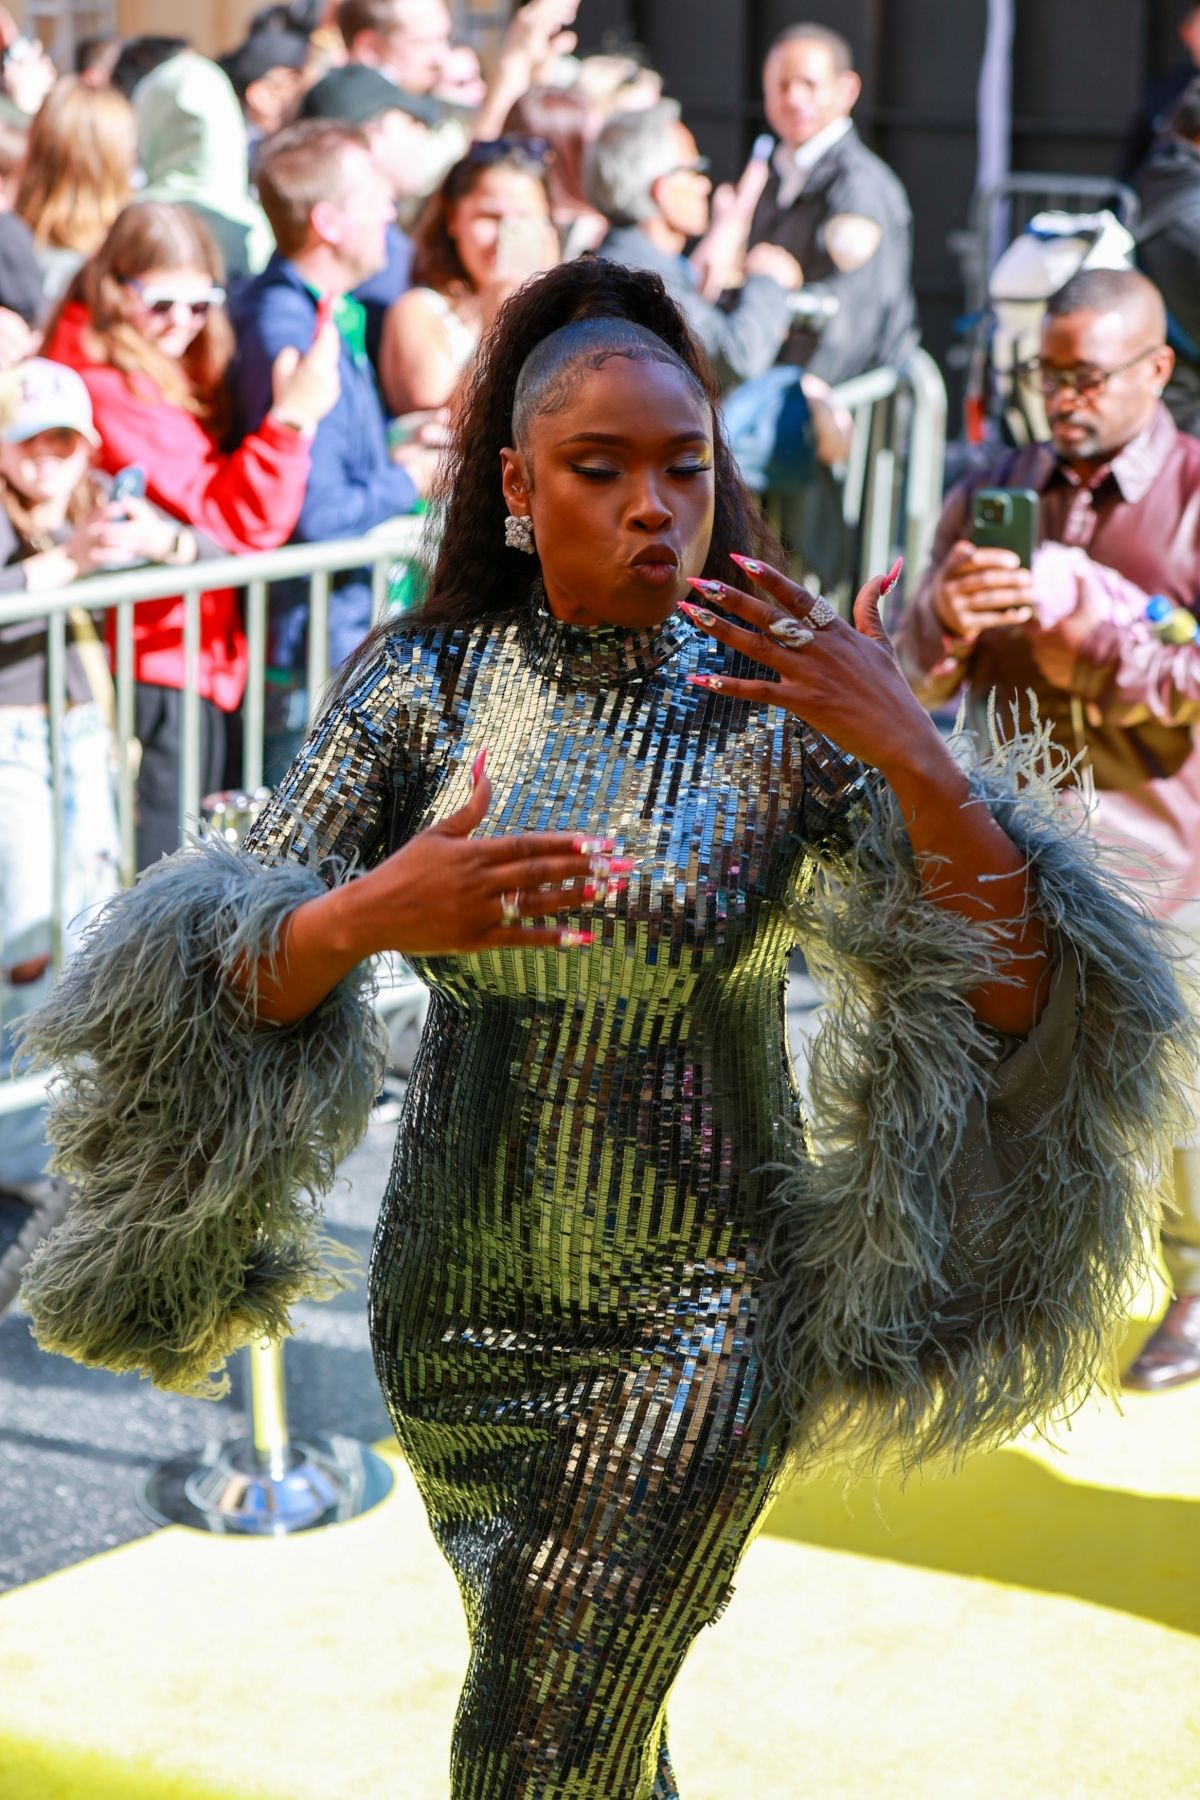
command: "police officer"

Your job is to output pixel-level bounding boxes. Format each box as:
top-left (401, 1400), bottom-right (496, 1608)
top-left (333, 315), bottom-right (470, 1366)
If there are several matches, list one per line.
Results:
top-left (749, 22), bottom-right (918, 385)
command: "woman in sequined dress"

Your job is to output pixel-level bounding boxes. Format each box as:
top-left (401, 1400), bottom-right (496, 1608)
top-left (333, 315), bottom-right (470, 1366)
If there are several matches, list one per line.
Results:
top-left (241, 261), bottom-right (1056, 1799)
top-left (23, 261), bottom-right (1191, 1798)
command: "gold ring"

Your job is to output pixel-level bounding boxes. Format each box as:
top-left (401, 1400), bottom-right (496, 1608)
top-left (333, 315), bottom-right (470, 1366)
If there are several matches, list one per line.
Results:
top-left (500, 891), bottom-right (521, 926)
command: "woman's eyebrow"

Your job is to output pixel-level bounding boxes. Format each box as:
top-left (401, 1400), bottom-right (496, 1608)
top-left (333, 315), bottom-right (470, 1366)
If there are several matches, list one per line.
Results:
top-left (553, 430), bottom-right (712, 449)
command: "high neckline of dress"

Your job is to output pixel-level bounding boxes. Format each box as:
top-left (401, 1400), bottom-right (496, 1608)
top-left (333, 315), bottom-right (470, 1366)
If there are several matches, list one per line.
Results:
top-left (519, 602), bottom-right (689, 687)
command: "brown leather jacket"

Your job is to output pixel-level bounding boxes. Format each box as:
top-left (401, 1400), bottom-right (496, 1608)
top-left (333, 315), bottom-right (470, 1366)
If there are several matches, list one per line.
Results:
top-left (893, 406), bottom-right (1200, 918)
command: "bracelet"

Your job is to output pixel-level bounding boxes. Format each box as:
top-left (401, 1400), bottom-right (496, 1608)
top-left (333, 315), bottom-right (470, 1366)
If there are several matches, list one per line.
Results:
top-left (267, 408), bottom-right (316, 441)
top-left (164, 526), bottom-right (195, 566)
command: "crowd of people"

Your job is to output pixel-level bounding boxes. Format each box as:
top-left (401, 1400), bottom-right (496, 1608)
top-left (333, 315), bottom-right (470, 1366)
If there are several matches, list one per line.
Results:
top-left (5, 4), bottom-right (1200, 1388)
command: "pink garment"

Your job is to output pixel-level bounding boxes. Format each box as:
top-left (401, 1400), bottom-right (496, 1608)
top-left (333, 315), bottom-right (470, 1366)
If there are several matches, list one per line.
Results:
top-left (1029, 540), bottom-right (1152, 629)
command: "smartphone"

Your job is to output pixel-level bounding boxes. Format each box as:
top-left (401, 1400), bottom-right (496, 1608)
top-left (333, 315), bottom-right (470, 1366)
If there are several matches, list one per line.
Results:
top-left (971, 487), bottom-right (1038, 568)
top-left (110, 464), bottom-right (146, 511)
top-left (3, 35), bottom-right (40, 65)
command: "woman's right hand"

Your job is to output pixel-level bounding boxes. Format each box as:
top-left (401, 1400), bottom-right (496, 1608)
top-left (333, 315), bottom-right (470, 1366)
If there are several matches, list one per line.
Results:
top-left (342, 758), bottom-right (628, 958)
top-left (252, 753), bottom-right (630, 1024)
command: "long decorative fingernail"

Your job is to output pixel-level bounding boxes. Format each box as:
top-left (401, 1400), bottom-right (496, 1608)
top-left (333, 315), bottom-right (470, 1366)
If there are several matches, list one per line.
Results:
top-left (559, 930), bottom-right (594, 948)
top-left (583, 879), bottom-right (604, 902)
top-left (880, 557), bottom-right (904, 597)
top-left (687, 578), bottom-right (725, 598)
top-left (679, 601), bottom-right (716, 628)
top-left (471, 747), bottom-right (487, 784)
top-left (730, 554), bottom-right (766, 577)
top-left (575, 836), bottom-right (616, 854)
top-left (687, 674), bottom-right (724, 691)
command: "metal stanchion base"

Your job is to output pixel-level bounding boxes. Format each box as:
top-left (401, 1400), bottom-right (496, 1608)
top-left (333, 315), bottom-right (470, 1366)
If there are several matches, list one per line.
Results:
top-left (138, 1432), bottom-right (395, 1537)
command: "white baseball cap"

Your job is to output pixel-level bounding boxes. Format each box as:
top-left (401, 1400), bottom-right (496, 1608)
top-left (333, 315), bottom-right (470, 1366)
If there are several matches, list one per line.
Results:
top-left (0, 359), bottom-right (100, 447)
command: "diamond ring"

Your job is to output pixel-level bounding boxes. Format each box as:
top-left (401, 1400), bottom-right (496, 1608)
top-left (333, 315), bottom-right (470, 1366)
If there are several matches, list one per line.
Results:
top-left (803, 595), bottom-right (838, 630)
top-left (500, 891), bottom-right (521, 925)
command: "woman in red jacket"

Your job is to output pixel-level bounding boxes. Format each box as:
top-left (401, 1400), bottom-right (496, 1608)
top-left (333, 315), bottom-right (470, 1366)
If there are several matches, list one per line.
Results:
top-left (42, 200), bottom-right (339, 867)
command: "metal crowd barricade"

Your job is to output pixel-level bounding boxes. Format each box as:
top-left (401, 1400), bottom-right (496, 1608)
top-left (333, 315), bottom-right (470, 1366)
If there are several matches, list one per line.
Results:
top-left (0, 518), bottom-right (425, 1022)
top-left (0, 520), bottom-right (425, 1535)
top-left (957, 173), bottom-right (1141, 330)
top-left (766, 348), bottom-right (948, 610)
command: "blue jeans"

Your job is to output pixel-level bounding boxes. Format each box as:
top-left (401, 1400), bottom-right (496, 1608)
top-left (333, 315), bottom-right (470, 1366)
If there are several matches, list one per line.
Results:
top-left (0, 703), bottom-right (120, 1181)
top-left (722, 366), bottom-right (816, 495)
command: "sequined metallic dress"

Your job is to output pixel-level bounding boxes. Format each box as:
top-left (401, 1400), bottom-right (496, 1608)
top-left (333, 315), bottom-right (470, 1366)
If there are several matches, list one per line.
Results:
top-left (247, 607), bottom-right (881, 1796)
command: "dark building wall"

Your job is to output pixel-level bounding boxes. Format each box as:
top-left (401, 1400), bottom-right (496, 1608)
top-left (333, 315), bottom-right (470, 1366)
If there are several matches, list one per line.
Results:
top-left (576, 1), bottom-right (1196, 386)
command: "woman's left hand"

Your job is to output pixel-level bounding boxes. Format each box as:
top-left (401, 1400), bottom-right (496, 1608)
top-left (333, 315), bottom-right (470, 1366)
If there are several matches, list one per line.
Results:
top-left (680, 555), bottom-right (942, 779)
top-left (682, 554), bottom-right (1053, 1034)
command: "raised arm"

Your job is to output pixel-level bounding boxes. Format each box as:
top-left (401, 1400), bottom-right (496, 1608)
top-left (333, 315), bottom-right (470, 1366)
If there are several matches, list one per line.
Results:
top-left (680, 556), bottom-right (1050, 1036)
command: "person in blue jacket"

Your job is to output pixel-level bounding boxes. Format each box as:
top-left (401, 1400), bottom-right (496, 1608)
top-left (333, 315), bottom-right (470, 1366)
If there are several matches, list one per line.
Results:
top-left (229, 115), bottom-right (428, 772)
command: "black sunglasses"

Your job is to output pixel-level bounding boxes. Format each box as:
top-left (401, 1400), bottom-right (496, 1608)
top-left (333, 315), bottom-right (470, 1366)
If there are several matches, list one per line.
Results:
top-left (466, 135), bottom-right (553, 167)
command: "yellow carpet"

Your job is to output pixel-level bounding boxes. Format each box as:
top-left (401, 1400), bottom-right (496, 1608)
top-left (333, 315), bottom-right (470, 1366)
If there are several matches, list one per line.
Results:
top-left (2, 1301), bottom-right (1198, 1798)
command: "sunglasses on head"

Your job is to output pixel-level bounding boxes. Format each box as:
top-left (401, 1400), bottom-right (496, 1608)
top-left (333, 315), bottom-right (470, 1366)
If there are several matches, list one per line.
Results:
top-left (466, 134), bottom-right (553, 167)
top-left (125, 279), bottom-right (226, 319)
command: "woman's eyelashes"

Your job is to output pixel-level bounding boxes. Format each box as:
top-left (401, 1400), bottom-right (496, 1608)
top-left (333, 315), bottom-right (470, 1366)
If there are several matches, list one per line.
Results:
top-left (567, 463), bottom-right (713, 481)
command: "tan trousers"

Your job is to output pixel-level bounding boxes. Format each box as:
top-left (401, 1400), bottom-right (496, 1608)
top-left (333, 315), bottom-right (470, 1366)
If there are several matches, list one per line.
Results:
top-left (1167, 901), bottom-right (1200, 1297)
top-left (1166, 1148), bottom-right (1200, 1296)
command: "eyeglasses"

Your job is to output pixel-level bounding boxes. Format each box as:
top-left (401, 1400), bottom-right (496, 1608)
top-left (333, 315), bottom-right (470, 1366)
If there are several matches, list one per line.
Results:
top-left (466, 135), bottom-right (553, 167)
top-left (663, 157), bottom-right (711, 178)
top-left (125, 279), bottom-right (226, 319)
top-left (1014, 344), bottom-right (1163, 400)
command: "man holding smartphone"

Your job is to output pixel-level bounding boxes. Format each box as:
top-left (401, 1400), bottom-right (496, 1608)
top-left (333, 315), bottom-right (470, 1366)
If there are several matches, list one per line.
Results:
top-left (896, 265), bottom-right (1200, 1393)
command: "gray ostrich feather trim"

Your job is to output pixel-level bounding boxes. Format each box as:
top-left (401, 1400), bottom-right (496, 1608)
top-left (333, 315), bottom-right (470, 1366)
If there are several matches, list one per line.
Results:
top-left (16, 835), bottom-right (387, 1398)
top-left (763, 714), bottom-right (1198, 1476)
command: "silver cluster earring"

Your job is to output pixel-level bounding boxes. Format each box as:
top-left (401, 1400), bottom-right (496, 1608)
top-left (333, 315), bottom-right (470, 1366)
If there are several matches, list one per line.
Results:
top-left (504, 514), bottom-right (535, 554)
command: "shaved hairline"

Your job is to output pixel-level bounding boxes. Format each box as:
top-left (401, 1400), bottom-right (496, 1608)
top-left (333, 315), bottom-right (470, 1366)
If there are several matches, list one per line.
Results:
top-left (511, 319), bottom-right (710, 449)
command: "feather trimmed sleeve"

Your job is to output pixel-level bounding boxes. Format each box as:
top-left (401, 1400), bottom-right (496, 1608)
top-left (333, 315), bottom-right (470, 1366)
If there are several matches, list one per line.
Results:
top-left (12, 648), bottom-right (423, 1398)
top-left (761, 716), bottom-right (1198, 1473)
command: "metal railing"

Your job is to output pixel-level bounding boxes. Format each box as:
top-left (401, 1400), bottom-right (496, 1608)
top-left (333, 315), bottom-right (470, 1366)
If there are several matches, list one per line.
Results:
top-left (0, 519), bottom-right (426, 1118)
top-left (763, 349), bottom-right (948, 608)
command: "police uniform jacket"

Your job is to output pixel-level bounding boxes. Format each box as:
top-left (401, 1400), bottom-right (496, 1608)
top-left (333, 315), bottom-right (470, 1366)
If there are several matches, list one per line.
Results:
top-left (749, 122), bottom-right (918, 385)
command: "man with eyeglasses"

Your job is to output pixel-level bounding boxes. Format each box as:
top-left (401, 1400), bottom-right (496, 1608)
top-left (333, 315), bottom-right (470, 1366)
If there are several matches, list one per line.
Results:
top-left (587, 99), bottom-right (802, 389)
top-left (896, 265), bottom-right (1200, 1393)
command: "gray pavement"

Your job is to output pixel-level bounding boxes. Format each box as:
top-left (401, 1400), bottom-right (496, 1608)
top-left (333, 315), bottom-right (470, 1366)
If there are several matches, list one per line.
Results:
top-left (0, 977), bottom-right (820, 1596)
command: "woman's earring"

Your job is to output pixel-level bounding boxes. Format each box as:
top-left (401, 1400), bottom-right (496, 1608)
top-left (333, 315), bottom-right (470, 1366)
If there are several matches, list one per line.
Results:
top-left (504, 514), bottom-right (535, 554)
